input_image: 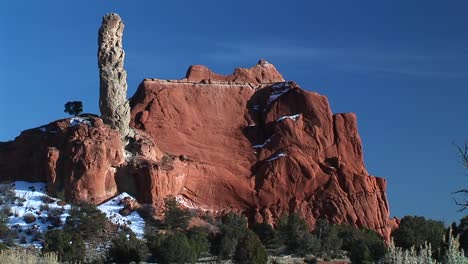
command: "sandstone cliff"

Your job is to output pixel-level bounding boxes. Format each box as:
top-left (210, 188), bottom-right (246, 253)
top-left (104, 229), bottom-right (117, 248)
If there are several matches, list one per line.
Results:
top-left (0, 61), bottom-right (398, 241)
top-left (128, 60), bottom-right (399, 240)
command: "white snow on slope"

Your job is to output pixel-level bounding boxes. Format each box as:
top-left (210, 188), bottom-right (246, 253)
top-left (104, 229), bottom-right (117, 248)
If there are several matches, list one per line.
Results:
top-left (0, 181), bottom-right (71, 248)
top-left (69, 117), bottom-right (91, 127)
top-left (97, 193), bottom-right (145, 238)
top-left (268, 82), bottom-right (291, 104)
top-left (0, 181), bottom-right (147, 247)
top-left (253, 137), bottom-right (272, 149)
top-left (266, 152), bottom-right (287, 161)
top-left (277, 114), bottom-right (301, 122)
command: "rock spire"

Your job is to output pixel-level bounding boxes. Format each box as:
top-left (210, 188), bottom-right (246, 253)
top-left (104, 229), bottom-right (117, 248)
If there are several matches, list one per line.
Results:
top-left (98, 13), bottom-right (131, 138)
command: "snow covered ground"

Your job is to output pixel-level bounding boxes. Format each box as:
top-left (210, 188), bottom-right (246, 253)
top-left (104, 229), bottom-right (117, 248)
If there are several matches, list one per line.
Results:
top-left (97, 193), bottom-right (145, 238)
top-left (0, 181), bottom-right (146, 248)
top-left (0, 181), bottom-right (71, 247)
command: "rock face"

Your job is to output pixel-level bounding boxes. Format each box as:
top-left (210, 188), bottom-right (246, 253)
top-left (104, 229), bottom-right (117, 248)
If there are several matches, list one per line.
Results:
top-left (0, 60), bottom-right (398, 241)
top-left (0, 116), bottom-right (124, 204)
top-left (98, 13), bottom-right (131, 138)
top-left (129, 61), bottom-right (398, 241)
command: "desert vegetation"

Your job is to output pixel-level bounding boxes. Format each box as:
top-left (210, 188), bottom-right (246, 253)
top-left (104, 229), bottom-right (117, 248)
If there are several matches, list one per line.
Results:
top-left (1, 183), bottom-right (468, 264)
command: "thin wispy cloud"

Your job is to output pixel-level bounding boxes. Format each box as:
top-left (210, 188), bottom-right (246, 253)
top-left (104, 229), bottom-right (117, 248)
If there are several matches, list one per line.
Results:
top-left (206, 41), bottom-right (468, 79)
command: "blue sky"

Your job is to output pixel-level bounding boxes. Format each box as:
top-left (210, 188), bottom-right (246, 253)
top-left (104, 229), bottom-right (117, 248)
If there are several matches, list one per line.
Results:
top-left (1, 1), bottom-right (467, 225)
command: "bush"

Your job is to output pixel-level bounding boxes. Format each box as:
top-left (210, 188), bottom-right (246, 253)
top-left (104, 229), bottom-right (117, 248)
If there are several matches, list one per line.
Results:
top-left (392, 216), bottom-right (445, 260)
top-left (0, 211), bottom-right (9, 238)
top-left (187, 227), bottom-right (210, 259)
top-left (152, 231), bottom-right (197, 264)
top-left (313, 218), bottom-right (343, 259)
top-left (233, 229), bottom-right (268, 264)
top-left (336, 224), bottom-right (386, 264)
top-left (211, 212), bottom-right (249, 260)
top-left (42, 229), bottom-right (85, 262)
top-left (64, 203), bottom-right (107, 239)
top-left (107, 230), bottom-right (148, 263)
top-left (46, 208), bottom-right (63, 228)
top-left (0, 248), bottom-right (59, 264)
top-left (23, 213), bottom-right (36, 224)
top-left (252, 222), bottom-right (282, 249)
top-left (277, 213), bottom-right (320, 256)
top-left (163, 196), bottom-right (191, 231)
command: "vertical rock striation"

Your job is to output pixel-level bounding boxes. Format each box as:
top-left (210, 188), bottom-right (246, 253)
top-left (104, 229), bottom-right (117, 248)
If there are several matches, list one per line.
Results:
top-left (98, 13), bottom-right (131, 138)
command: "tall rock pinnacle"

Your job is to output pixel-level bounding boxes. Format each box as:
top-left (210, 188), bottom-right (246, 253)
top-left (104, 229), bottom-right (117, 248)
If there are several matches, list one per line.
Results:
top-left (98, 13), bottom-right (131, 138)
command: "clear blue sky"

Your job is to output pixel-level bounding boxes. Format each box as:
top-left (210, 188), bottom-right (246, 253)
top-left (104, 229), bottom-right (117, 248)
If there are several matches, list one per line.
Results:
top-left (1, 1), bottom-right (467, 225)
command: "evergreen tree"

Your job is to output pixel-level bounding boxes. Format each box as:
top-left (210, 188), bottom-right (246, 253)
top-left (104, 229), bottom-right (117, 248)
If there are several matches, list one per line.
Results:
top-left (187, 227), bottom-right (210, 260)
top-left (392, 215), bottom-right (445, 257)
top-left (42, 229), bottom-right (85, 262)
top-left (277, 213), bottom-right (320, 256)
top-left (107, 230), bottom-right (148, 263)
top-left (64, 203), bottom-right (107, 239)
top-left (163, 196), bottom-right (191, 231)
top-left (153, 231), bottom-right (197, 264)
top-left (252, 222), bottom-right (282, 249)
top-left (64, 101), bottom-right (83, 116)
top-left (233, 229), bottom-right (268, 264)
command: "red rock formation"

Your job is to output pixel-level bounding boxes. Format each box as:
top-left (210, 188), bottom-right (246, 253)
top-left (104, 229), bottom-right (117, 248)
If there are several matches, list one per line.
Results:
top-left (0, 60), bottom-right (398, 241)
top-left (0, 116), bottom-right (124, 204)
top-left (129, 60), bottom-right (398, 241)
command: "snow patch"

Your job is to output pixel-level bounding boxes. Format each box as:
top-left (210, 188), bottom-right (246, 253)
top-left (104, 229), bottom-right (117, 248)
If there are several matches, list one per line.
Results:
top-left (277, 114), bottom-right (301, 122)
top-left (97, 193), bottom-right (145, 238)
top-left (38, 126), bottom-right (46, 132)
top-left (175, 195), bottom-right (198, 210)
top-left (253, 137), bottom-right (272, 149)
top-left (69, 117), bottom-right (91, 127)
top-left (266, 152), bottom-right (287, 161)
top-left (268, 82), bottom-right (291, 104)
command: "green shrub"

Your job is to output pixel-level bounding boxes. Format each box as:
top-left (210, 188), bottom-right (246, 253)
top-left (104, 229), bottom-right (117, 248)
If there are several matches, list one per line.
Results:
top-left (277, 213), bottom-right (320, 256)
top-left (252, 222), bottom-right (282, 249)
top-left (42, 229), bottom-right (85, 262)
top-left (107, 230), bottom-right (148, 263)
top-left (233, 229), bottom-right (268, 264)
top-left (187, 226), bottom-right (210, 259)
top-left (392, 215), bottom-right (445, 258)
top-left (152, 231), bottom-right (196, 264)
top-left (336, 224), bottom-right (386, 264)
top-left (210, 212), bottom-right (248, 260)
top-left (163, 196), bottom-right (191, 231)
top-left (313, 218), bottom-right (343, 259)
top-left (64, 202), bottom-right (107, 239)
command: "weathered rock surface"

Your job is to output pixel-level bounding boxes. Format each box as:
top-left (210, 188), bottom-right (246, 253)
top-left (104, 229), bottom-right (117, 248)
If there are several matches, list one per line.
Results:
top-left (0, 116), bottom-right (124, 204)
top-left (0, 60), bottom-right (397, 241)
top-left (130, 61), bottom-right (398, 241)
top-left (98, 13), bottom-right (131, 138)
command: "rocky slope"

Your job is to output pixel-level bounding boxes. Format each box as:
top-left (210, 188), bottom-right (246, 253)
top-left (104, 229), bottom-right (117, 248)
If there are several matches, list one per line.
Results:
top-left (0, 61), bottom-right (398, 241)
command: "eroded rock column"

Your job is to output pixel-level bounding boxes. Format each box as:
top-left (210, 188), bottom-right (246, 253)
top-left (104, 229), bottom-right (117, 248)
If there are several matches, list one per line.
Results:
top-left (98, 13), bottom-right (131, 138)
